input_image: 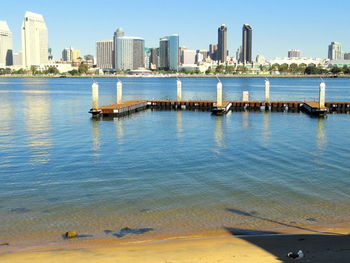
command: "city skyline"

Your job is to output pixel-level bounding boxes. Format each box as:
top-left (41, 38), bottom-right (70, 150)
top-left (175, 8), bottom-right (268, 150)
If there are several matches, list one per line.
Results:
top-left (1, 0), bottom-right (349, 60)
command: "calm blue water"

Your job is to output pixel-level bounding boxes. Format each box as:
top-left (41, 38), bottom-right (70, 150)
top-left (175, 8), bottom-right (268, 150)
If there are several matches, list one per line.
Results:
top-left (0, 77), bottom-right (350, 247)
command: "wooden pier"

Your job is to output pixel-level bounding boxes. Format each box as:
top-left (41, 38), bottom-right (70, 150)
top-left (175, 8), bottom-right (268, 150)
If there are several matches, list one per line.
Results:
top-left (89, 100), bottom-right (350, 117)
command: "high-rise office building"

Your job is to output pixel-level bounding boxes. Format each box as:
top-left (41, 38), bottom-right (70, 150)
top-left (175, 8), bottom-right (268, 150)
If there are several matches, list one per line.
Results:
top-left (209, 44), bottom-right (217, 61)
top-left (181, 49), bottom-right (196, 64)
top-left (288, 49), bottom-right (301, 58)
top-left (96, 40), bottom-right (113, 69)
top-left (217, 24), bottom-right (227, 63)
top-left (0, 21), bottom-right (13, 67)
top-left (168, 35), bottom-right (179, 71)
top-left (48, 48), bottom-right (53, 60)
top-left (158, 34), bottom-right (179, 71)
top-left (344, 53), bottom-right (350, 60)
top-left (62, 48), bottom-right (71, 62)
top-left (149, 48), bottom-right (158, 68)
top-left (113, 28), bottom-right (125, 69)
top-left (236, 46), bottom-right (242, 62)
top-left (13, 52), bottom-right (22, 66)
top-left (62, 47), bottom-right (81, 62)
top-left (22, 11), bottom-right (48, 67)
top-left (178, 46), bottom-right (187, 65)
top-left (115, 36), bottom-right (145, 71)
top-left (159, 37), bottom-right (169, 69)
top-left (70, 49), bottom-right (81, 62)
top-left (197, 49), bottom-right (208, 61)
top-left (241, 24), bottom-right (252, 63)
top-left (328, 42), bottom-right (342, 60)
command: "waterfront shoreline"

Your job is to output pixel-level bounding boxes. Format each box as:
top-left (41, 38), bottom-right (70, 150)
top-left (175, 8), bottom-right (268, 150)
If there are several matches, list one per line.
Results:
top-left (1, 225), bottom-right (350, 263)
top-left (0, 74), bottom-right (350, 79)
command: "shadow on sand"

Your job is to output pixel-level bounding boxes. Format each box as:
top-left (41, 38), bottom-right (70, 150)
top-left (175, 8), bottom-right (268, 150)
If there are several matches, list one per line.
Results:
top-left (104, 227), bottom-right (154, 238)
top-left (224, 208), bottom-right (350, 263)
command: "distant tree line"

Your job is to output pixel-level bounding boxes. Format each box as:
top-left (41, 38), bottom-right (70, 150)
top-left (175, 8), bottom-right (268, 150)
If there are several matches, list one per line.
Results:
top-left (1, 63), bottom-right (350, 76)
top-left (0, 63), bottom-right (91, 76)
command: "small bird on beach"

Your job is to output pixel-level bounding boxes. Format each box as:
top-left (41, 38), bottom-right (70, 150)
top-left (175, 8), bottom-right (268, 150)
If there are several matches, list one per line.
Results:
top-left (287, 250), bottom-right (304, 259)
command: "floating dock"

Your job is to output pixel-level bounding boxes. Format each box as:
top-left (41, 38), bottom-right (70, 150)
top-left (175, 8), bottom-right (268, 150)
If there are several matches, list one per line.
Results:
top-left (89, 100), bottom-right (350, 117)
top-left (90, 100), bottom-right (148, 116)
top-left (88, 80), bottom-right (350, 118)
top-left (302, 101), bottom-right (329, 116)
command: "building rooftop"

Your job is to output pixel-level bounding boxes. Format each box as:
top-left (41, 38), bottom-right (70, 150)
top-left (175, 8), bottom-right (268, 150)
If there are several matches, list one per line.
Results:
top-left (0, 21), bottom-right (10, 32)
top-left (118, 36), bottom-right (144, 40)
top-left (24, 11), bottom-right (45, 21)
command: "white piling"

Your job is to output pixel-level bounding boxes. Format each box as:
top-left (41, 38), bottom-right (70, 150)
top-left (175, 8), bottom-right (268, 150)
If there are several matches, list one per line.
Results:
top-left (117, 80), bottom-right (123, 104)
top-left (177, 79), bottom-right (182, 101)
top-left (92, 82), bottom-right (99, 110)
top-left (243, 91), bottom-right (249, 102)
top-left (217, 81), bottom-right (223, 107)
top-left (265, 79), bottom-right (270, 102)
top-left (319, 82), bottom-right (325, 108)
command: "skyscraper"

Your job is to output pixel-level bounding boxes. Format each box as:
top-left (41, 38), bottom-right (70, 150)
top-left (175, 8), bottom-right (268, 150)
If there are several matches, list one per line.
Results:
top-left (62, 47), bottom-right (81, 62)
top-left (0, 21), bottom-right (13, 67)
top-left (168, 35), bottom-right (179, 71)
top-left (22, 11), bottom-right (48, 67)
top-left (62, 48), bottom-right (71, 62)
top-left (209, 44), bottom-right (217, 61)
top-left (115, 36), bottom-right (145, 71)
top-left (149, 48), bottom-right (158, 68)
top-left (159, 34), bottom-right (179, 71)
top-left (96, 40), bottom-right (113, 69)
top-left (236, 46), bottom-right (242, 62)
top-left (70, 48), bottom-right (81, 62)
top-left (328, 42), bottom-right (342, 60)
top-left (217, 24), bottom-right (227, 63)
top-left (181, 50), bottom-right (196, 64)
top-left (113, 28), bottom-right (125, 69)
top-left (241, 24), bottom-right (252, 64)
top-left (159, 37), bottom-right (169, 69)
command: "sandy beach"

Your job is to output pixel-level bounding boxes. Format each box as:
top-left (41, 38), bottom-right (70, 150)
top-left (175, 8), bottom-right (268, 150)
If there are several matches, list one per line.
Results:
top-left (1, 226), bottom-right (350, 263)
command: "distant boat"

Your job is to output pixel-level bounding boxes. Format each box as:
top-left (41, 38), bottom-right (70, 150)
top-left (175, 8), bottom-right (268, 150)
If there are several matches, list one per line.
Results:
top-left (59, 75), bottom-right (67, 78)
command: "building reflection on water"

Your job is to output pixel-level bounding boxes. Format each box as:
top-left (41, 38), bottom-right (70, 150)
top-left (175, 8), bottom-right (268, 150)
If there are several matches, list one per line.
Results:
top-left (262, 112), bottom-right (271, 146)
top-left (24, 94), bottom-right (52, 164)
top-left (91, 118), bottom-right (100, 152)
top-left (214, 116), bottom-right (224, 148)
top-left (316, 118), bottom-right (326, 150)
top-left (242, 111), bottom-right (250, 129)
top-left (176, 111), bottom-right (183, 139)
top-left (114, 117), bottom-right (124, 143)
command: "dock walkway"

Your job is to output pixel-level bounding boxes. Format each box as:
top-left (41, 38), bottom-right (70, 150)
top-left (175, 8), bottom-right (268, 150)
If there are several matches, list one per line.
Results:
top-left (90, 100), bottom-right (350, 117)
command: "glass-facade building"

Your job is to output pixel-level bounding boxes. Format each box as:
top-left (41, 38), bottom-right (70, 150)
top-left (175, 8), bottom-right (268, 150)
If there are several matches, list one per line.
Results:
top-left (242, 24), bottom-right (252, 63)
top-left (168, 35), bottom-right (179, 71)
top-left (217, 24), bottom-right (227, 63)
top-left (328, 42), bottom-right (342, 60)
top-left (159, 34), bottom-right (179, 71)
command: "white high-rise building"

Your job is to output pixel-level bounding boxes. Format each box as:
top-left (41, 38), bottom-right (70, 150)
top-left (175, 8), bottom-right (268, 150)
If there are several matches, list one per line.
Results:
top-left (181, 50), bottom-right (196, 64)
top-left (22, 11), bottom-right (48, 68)
top-left (13, 52), bottom-right (22, 66)
top-left (96, 40), bottom-right (113, 69)
top-left (115, 36), bottom-right (144, 71)
top-left (0, 21), bottom-right (13, 67)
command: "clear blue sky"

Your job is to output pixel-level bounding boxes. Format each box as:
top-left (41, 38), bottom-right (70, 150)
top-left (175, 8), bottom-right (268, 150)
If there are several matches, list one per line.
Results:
top-left (3, 0), bottom-right (350, 60)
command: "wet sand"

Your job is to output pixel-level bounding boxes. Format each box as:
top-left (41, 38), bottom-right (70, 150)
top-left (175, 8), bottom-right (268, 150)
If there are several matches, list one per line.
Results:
top-left (1, 227), bottom-right (350, 263)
